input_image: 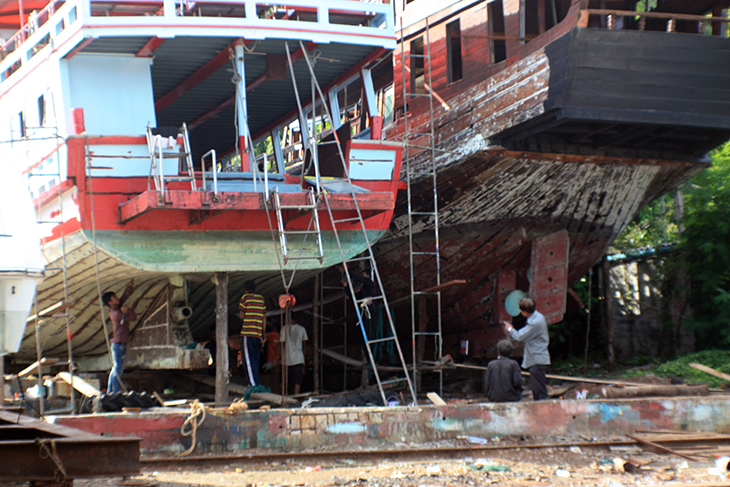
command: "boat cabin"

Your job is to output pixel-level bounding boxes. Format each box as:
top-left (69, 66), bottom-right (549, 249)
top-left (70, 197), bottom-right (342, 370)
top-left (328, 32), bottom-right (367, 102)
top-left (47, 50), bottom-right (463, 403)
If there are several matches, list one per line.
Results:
top-left (391, 0), bottom-right (730, 160)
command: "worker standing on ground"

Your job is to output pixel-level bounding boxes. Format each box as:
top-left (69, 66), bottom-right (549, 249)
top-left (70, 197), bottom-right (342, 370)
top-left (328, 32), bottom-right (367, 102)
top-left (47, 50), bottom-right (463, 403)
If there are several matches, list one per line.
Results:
top-left (102, 279), bottom-right (136, 394)
top-left (484, 339), bottom-right (523, 402)
top-left (239, 280), bottom-right (266, 387)
top-left (279, 316), bottom-right (308, 395)
top-left (501, 297), bottom-right (550, 400)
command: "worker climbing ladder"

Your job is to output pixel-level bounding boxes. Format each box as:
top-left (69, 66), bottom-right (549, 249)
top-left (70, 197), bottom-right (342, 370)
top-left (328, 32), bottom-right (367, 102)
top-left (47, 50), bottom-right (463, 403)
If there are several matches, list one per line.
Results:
top-left (400, 18), bottom-right (444, 395)
top-left (284, 41), bottom-right (417, 406)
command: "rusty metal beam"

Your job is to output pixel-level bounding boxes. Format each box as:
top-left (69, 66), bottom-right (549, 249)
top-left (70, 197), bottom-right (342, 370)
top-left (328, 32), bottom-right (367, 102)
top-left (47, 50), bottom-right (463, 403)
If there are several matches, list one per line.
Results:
top-left (0, 411), bottom-right (140, 483)
top-left (136, 36), bottom-right (165, 57)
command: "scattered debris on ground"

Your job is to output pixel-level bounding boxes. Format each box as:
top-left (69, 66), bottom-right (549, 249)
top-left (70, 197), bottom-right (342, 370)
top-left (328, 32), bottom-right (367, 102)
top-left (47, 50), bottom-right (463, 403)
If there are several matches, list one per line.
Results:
top-left (69, 438), bottom-right (730, 487)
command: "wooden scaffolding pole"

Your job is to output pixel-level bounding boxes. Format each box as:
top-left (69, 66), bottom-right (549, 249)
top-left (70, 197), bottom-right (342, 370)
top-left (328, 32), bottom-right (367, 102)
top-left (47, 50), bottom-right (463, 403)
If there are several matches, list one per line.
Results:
top-left (215, 272), bottom-right (229, 405)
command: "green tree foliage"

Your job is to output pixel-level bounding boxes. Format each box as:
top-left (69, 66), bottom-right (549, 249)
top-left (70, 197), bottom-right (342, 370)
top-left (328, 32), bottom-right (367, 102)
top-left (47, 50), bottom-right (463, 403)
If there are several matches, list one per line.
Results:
top-left (610, 193), bottom-right (677, 252)
top-left (682, 141), bottom-right (730, 348)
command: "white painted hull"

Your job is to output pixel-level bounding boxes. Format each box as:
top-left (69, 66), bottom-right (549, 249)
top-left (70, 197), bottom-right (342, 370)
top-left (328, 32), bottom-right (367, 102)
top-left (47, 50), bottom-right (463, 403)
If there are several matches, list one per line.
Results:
top-left (0, 164), bottom-right (44, 355)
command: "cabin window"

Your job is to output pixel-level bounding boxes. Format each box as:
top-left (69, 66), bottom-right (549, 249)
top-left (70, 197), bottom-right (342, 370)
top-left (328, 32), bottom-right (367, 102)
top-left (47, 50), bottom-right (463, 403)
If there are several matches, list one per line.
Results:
top-left (545, 0), bottom-right (566, 30)
top-left (524, 0), bottom-right (543, 41)
top-left (11, 112), bottom-right (25, 140)
top-left (38, 95), bottom-right (45, 127)
top-left (446, 20), bottom-right (463, 83)
top-left (488, 1), bottom-right (507, 64)
top-left (410, 36), bottom-right (425, 94)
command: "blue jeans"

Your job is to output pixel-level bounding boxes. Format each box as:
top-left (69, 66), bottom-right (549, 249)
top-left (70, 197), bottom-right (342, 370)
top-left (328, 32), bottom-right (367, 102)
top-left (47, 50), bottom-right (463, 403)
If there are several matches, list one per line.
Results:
top-left (108, 342), bottom-right (126, 394)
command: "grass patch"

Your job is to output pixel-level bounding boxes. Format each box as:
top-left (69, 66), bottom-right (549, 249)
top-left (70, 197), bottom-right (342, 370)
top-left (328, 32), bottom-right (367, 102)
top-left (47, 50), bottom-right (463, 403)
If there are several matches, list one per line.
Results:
top-left (619, 350), bottom-right (730, 388)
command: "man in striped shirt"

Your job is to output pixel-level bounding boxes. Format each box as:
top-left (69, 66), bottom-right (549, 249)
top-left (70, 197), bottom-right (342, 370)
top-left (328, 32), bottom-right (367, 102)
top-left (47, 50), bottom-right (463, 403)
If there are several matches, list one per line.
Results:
top-left (239, 280), bottom-right (266, 386)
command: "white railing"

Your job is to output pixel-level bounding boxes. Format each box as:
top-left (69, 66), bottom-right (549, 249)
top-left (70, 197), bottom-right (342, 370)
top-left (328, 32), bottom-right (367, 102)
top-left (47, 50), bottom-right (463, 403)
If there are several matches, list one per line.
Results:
top-left (201, 149), bottom-right (218, 195)
top-left (1, 0), bottom-right (394, 86)
top-left (1, 0), bottom-right (80, 84)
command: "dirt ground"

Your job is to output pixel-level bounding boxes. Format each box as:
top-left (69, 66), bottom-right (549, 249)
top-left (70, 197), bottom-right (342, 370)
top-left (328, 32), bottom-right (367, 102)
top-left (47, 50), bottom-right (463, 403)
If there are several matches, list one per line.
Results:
top-left (72, 441), bottom-right (730, 487)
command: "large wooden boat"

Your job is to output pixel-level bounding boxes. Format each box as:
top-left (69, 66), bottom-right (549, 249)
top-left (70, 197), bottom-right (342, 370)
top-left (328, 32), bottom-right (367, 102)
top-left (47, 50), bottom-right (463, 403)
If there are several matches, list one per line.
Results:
top-left (0, 0), bottom-right (402, 368)
top-left (377, 0), bottom-right (730, 356)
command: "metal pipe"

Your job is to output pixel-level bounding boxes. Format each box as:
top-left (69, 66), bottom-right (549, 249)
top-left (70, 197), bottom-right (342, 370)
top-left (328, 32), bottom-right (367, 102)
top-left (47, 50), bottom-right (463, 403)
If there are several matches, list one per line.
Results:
top-left (171, 306), bottom-right (193, 322)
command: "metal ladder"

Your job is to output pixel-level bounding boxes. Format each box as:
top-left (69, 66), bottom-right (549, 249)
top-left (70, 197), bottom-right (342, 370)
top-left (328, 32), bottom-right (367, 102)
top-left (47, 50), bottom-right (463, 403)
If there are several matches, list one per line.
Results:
top-left (271, 188), bottom-right (325, 264)
top-left (322, 193), bottom-right (418, 406)
top-left (287, 40), bottom-right (416, 405)
top-left (27, 119), bottom-right (77, 416)
top-left (146, 122), bottom-right (197, 194)
top-left (400, 17), bottom-right (444, 395)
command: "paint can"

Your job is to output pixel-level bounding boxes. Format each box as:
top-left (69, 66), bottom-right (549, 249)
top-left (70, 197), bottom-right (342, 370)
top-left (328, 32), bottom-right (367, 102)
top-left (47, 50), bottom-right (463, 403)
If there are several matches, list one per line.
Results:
top-left (460, 340), bottom-right (469, 355)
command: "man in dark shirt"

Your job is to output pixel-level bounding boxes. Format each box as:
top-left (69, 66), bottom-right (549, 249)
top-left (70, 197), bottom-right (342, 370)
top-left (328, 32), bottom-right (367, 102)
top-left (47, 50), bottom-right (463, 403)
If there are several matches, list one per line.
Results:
top-left (102, 279), bottom-right (136, 394)
top-left (484, 339), bottom-right (523, 402)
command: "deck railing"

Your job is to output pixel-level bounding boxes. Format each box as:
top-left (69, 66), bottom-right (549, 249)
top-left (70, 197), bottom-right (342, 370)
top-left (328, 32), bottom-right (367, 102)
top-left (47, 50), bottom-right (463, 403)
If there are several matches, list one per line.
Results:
top-left (1, 0), bottom-right (394, 85)
top-left (580, 8), bottom-right (729, 37)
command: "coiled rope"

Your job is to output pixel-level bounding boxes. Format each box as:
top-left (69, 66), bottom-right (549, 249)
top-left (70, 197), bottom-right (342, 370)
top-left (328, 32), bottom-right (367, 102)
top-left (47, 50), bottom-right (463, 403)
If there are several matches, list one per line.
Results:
top-left (178, 399), bottom-right (206, 457)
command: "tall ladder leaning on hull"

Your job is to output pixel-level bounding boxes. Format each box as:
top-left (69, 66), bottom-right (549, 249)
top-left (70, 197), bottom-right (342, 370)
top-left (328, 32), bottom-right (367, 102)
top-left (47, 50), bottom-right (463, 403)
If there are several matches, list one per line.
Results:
top-left (400, 18), bottom-right (444, 395)
top-left (284, 41), bottom-right (417, 406)
top-left (28, 108), bottom-right (76, 415)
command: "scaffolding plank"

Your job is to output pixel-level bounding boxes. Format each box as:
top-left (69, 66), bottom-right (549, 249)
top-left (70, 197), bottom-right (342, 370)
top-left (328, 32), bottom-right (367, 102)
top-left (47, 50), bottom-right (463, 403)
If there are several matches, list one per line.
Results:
top-left (57, 372), bottom-right (102, 397)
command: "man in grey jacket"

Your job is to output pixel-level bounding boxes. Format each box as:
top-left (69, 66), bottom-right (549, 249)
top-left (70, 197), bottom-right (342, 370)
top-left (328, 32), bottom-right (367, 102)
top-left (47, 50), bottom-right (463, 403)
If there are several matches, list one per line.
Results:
top-left (502, 297), bottom-right (550, 400)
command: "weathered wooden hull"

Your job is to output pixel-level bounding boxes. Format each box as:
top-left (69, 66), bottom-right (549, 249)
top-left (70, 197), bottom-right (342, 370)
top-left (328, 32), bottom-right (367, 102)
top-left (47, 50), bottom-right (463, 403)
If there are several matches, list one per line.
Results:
top-left (374, 149), bottom-right (706, 358)
top-left (380, 0), bottom-right (728, 358)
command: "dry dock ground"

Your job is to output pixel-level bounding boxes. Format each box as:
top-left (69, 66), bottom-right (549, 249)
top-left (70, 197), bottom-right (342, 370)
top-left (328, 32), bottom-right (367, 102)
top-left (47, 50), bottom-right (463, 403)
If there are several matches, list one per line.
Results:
top-left (71, 438), bottom-right (730, 487)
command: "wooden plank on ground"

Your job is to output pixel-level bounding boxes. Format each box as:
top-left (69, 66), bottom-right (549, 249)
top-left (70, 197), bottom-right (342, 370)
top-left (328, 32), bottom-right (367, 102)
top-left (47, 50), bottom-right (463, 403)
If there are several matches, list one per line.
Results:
top-left (627, 434), bottom-right (701, 462)
top-left (548, 384), bottom-right (576, 398)
top-left (321, 349), bottom-right (365, 367)
top-left (452, 363), bottom-right (657, 387)
top-left (57, 372), bottom-right (102, 397)
top-left (690, 363), bottom-right (730, 382)
top-left (18, 358), bottom-right (59, 377)
top-left (602, 383), bottom-right (709, 398)
top-left (153, 391), bottom-right (188, 407)
top-left (427, 392), bottom-right (447, 406)
top-left (185, 374), bottom-right (297, 406)
top-left (250, 392), bottom-right (298, 406)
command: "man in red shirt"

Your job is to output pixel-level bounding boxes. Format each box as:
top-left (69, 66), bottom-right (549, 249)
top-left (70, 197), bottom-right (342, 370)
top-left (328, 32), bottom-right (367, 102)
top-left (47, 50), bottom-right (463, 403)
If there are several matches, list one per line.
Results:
top-left (102, 279), bottom-right (136, 394)
top-left (239, 280), bottom-right (266, 386)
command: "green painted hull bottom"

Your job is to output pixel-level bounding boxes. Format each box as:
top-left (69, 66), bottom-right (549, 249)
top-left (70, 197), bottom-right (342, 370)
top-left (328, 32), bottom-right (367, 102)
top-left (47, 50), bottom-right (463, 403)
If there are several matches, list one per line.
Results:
top-left (82, 230), bottom-right (385, 273)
